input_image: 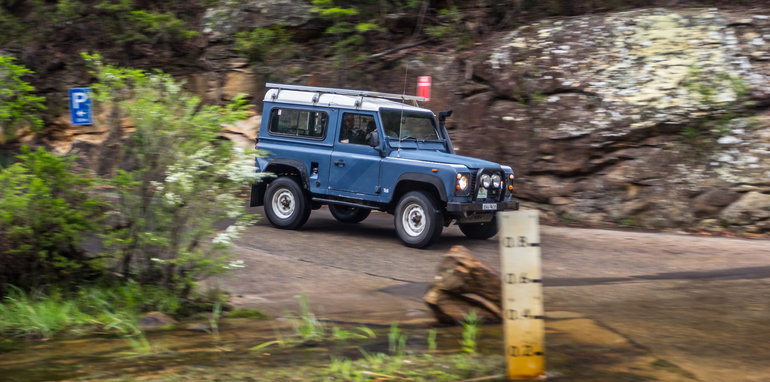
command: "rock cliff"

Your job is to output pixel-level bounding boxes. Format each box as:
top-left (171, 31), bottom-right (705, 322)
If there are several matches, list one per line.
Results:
top-left (13, 5), bottom-right (770, 235)
top-left (445, 8), bottom-right (770, 234)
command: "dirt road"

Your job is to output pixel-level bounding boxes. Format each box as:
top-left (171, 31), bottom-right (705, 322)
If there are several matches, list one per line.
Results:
top-left (224, 206), bottom-right (770, 382)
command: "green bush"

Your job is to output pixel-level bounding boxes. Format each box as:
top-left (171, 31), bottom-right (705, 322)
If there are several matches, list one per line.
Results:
top-left (235, 25), bottom-right (293, 63)
top-left (311, 0), bottom-right (385, 66)
top-left (0, 146), bottom-right (102, 294)
top-left (93, 1), bottom-right (198, 46)
top-left (84, 53), bottom-right (258, 297)
top-left (0, 55), bottom-right (46, 141)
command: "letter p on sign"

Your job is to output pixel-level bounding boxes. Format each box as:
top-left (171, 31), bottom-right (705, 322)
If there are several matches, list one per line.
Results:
top-left (69, 88), bottom-right (93, 126)
top-left (417, 76), bottom-right (431, 101)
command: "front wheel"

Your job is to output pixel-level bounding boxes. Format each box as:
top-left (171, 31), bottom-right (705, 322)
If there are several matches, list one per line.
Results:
top-left (459, 216), bottom-right (499, 240)
top-left (394, 191), bottom-right (444, 248)
top-left (264, 177), bottom-right (311, 229)
top-left (329, 204), bottom-right (371, 223)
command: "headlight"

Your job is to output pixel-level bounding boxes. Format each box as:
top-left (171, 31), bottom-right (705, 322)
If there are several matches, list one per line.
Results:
top-left (456, 173), bottom-right (469, 191)
top-left (491, 174), bottom-right (501, 188)
top-left (480, 174), bottom-right (491, 189)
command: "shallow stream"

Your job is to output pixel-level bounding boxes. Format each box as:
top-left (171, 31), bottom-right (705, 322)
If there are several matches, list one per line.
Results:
top-left (0, 318), bottom-right (506, 381)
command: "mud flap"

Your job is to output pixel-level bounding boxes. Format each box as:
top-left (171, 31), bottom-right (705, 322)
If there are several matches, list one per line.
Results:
top-left (249, 183), bottom-right (266, 207)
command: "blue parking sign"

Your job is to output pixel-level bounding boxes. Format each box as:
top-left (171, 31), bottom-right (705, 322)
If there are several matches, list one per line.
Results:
top-left (69, 88), bottom-right (93, 125)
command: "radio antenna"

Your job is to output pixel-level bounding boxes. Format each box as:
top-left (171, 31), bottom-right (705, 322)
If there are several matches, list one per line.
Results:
top-left (398, 60), bottom-right (408, 157)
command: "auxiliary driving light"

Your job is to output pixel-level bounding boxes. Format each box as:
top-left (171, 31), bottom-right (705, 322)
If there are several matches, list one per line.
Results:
top-left (480, 174), bottom-right (492, 189)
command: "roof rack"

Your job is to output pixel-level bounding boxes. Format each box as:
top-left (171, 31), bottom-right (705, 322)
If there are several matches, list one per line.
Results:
top-left (266, 83), bottom-right (427, 102)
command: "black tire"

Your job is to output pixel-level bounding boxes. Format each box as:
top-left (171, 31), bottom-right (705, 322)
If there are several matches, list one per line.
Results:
top-left (459, 216), bottom-right (499, 240)
top-left (394, 191), bottom-right (444, 248)
top-left (329, 204), bottom-right (371, 223)
top-left (263, 177), bottom-right (311, 230)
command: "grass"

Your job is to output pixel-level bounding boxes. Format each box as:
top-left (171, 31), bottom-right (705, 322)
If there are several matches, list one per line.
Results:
top-left (460, 310), bottom-right (481, 354)
top-left (0, 287), bottom-right (90, 339)
top-left (250, 296), bottom-right (376, 351)
top-left (225, 308), bottom-right (267, 319)
top-left (0, 282), bottom-right (198, 339)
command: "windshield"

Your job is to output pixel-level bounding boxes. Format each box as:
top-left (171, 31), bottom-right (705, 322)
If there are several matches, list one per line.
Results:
top-left (380, 109), bottom-right (440, 141)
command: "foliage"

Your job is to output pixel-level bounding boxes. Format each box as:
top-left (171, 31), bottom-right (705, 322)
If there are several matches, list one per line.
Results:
top-left (388, 322), bottom-right (408, 356)
top-left (250, 296), bottom-right (374, 351)
top-left (0, 146), bottom-right (101, 293)
top-left (235, 25), bottom-right (293, 63)
top-left (460, 310), bottom-right (481, 354)
top-left (427, 328), bottom-right (437, 352)
top-left (83, 53), bottom-right (258, 297)
top-left (0, 7), bottom-right (24, 45)
top-left (2, 0), bottom-right (198, 50)
top-left (325, 349), bottom-right (502, 381)
top-left (90, 1), bottom-right (198, 46)
top-left (225, 308), bottom-right (267, 319)
top-left (0, 287), bottom-right (88, 339)
top-left (311, 0), bottom-right (385, 66)
top-left (0, 55), bottom-right (46, 141)
top-left (683, 64), bottom-right (749, 106)
top-left (0, 283), bottom-right (180, 339)
top-left (425, 7), bottom-right (474, 50)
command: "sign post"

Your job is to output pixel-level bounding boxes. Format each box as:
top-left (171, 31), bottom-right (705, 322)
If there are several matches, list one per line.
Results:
top-left (69, 88), bottom-right (93, 126)
top-left (499, 210), bottom-right (545, 380)
top-left (416, 76), bottom-right (431, 101)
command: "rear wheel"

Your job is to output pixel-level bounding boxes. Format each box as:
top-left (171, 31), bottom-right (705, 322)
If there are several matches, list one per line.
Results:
top-left (264, 177), bottom-right (311, 229)
top-left (394, 191), bottom-right (443, 248)
top-left (329, 204), bottom-right (371, 223)
top-left (459, 216), bottom-right (499, 240)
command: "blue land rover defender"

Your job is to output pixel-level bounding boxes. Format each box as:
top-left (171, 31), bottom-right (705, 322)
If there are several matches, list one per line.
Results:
top-left (250, 83), bottom-right (518, 248)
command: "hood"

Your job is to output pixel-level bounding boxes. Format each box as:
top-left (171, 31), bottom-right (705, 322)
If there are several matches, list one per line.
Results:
top-left (389, 150), bottom-right (501, 170)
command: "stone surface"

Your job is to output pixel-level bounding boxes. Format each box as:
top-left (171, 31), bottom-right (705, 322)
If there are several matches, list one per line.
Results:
top-left (719, 191), bottom-right (770, 230)
top-left (446, 8), bottom-right (770, 234)
top-left (423, 245), bottom-right (501, 324)
top-left (138, 312), bottom-right (178, 330)
top-left (201, 0), bottom-right (313, 42)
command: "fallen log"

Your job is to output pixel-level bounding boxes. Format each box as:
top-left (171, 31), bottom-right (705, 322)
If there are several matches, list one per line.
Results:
top-left (423, 245), bottom-right (502, 325)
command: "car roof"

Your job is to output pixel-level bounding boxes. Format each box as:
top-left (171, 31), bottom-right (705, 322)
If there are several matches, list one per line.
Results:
top-left (264, 88), bottom-right (432, 114)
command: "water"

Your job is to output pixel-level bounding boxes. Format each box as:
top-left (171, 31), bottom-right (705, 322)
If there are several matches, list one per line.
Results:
top-left (0, 319), bottom-right (505, 381)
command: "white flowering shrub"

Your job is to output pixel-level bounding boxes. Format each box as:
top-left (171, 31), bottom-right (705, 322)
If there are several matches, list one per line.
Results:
top-left (85, 54), bottom-right (258, 296)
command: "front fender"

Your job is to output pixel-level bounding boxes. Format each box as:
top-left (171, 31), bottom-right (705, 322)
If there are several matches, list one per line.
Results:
top-left (393, 173), bottom-right (448, 203)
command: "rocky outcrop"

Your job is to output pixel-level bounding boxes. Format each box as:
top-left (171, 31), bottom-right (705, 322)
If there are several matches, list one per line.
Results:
top-left (22, 6), bottom-right (770, 235)
top-left (444, 9), bottom-right (770, 234)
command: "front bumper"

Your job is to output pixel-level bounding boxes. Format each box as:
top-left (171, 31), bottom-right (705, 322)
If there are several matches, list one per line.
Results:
top-left (446, 200), bottom-right (519, 213)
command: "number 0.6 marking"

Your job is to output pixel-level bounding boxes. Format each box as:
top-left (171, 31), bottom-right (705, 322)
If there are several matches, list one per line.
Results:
top-left (503, 236), bottom-right (540, 248)
top-left (505, 273), bottom-right (538, 284)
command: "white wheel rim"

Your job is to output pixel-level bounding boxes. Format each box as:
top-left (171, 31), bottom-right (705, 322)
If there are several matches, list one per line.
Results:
top-left (272, 188), bottom-right (295, 219)
top-left (402, 202), bottom-right (426, 237)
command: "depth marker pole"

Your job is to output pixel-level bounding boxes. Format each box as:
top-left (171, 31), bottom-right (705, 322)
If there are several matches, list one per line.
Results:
top-left (499, 210), bottom-right (545, 380)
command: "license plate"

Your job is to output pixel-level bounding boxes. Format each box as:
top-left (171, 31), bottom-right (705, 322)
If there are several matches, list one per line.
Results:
top-left (482, 203), bottom-right (497, 211)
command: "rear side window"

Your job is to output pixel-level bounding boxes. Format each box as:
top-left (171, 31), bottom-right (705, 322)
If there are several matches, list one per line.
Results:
top-left (268, 108), bottom-right (328, 139)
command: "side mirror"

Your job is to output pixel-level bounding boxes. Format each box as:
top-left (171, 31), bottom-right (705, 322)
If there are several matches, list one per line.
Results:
top-left (438, 110), bottom-right (453, 123)
top-left (367, 131), bottom-right (380, 148)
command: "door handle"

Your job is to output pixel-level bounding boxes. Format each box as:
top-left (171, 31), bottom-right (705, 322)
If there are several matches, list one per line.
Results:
top-left (334, 160), bottom-right (345, 167)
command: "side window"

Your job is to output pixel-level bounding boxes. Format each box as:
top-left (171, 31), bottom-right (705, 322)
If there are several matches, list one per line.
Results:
top-left (339, 113), bottom-right (375, 145)
top-left (269, 108), bottom-right (327, 139)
